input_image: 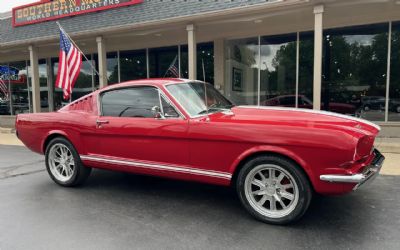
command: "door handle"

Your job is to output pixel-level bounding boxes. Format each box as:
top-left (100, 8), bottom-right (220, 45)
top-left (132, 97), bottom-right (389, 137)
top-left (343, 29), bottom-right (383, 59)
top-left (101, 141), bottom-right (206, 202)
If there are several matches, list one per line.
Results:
top-left (96, 119), bottom-right (109, 127)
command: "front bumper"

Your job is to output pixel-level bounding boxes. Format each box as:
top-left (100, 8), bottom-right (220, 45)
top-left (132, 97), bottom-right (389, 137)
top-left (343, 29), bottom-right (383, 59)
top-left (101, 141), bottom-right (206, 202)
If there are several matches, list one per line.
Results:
top-left (320, 149), bottom-right (385, 190)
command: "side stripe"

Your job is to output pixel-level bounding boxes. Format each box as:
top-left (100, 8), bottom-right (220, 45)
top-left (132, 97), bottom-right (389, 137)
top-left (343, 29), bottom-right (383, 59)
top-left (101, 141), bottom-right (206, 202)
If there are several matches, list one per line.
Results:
top-left (80, 155), bottom-right (232, 180)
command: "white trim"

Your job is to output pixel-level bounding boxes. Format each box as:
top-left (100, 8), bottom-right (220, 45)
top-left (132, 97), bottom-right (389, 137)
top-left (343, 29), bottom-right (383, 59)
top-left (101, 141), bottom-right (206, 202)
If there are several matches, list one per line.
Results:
top-left (238, 105), bottom-right (381, 131)
top-left (80, 155), bottom-right (232, 180)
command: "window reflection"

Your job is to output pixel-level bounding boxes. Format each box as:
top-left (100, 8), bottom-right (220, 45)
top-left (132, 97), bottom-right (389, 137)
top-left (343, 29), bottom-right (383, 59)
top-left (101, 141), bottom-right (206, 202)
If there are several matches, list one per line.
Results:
top-left (119, 50), bottom-right (147, 81)
top-left (299, 32), bottom-right (314, 106)
top-left (180, 42), bottom-right (214, 84)
top-left (38, 59), bottom-right (48, 111)
top-left (149, 46), bottom-right (178, 78)
top-left (322, 23), bottom-right (388, 120)
top-left (72, 55), bottom-right (95, 101)
top-left (52, 54), bottom-right (97, 110)
top-left (197, 43), bottom-right (214, 84)
top-left (2, 62), bottom-right (30, 115)
top-left (225, 37), bottom-right (259, 105)
top-left (107, 52), bottom-right (119, 84)
top-left (389, 22), bottom-right (400, 121)
top-left (260, 33), bottom-right (297, 107)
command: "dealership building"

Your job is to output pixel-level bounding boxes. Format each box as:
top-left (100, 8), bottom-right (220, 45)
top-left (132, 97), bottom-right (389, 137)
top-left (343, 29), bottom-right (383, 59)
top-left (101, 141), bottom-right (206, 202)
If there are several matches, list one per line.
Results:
top-left (1, 0), bottom-right (400, 135)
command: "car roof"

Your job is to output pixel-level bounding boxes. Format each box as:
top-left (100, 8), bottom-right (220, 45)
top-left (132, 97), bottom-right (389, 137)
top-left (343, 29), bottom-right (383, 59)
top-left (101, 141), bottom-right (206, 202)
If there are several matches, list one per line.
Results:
top-left (98, 78), bottom-right (191, 92)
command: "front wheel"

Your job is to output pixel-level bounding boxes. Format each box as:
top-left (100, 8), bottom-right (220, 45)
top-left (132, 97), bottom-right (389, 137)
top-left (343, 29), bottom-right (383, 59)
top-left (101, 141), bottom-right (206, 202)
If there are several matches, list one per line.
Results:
top-left (45, 137), bottom-right (91, 187)
top-left (236, 155), bottom-right (312, 225)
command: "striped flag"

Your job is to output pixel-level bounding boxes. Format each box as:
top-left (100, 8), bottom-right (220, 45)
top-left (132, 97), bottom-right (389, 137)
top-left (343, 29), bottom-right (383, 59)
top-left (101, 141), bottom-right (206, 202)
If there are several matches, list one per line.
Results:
top-left (55, 28), bottom-right (82, 100)
top-left (0, 78), bottom-right (9, 102)
top-left (165, 55), bottom-right (179, 78)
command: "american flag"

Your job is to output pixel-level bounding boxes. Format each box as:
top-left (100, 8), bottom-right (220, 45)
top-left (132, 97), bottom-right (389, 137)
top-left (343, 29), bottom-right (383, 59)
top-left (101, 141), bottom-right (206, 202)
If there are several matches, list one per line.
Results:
top-left (55, 28), bottom-right (82, 100)
top-left (165, 55), bottom-right (179, 78)
top-left (0, 78), bottom-right (9, 100)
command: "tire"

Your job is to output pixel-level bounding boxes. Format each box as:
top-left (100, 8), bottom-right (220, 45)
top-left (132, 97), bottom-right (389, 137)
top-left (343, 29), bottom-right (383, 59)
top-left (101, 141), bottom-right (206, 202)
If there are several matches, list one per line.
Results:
top-left (45, 137), bottom-right (91, 187)
top-left (236, 155), bottom-right (312, 225)
top-left (364, 105), bottom-right (370, 111)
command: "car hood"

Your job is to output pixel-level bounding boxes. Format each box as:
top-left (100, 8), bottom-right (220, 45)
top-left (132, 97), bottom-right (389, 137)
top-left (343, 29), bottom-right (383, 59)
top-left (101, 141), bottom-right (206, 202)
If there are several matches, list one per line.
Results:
top-left (219, 106), bottom-right (380, 136)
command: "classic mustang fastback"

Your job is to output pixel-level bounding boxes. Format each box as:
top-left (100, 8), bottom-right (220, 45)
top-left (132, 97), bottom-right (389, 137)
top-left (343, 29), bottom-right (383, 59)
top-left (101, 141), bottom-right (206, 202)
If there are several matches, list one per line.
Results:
top-left (16, 79), bottom-right (384, 224)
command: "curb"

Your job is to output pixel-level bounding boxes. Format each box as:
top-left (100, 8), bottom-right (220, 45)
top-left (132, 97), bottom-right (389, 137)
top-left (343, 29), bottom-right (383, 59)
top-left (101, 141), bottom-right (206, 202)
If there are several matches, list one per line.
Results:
top-left (0, 127), bottom-right (15, 134)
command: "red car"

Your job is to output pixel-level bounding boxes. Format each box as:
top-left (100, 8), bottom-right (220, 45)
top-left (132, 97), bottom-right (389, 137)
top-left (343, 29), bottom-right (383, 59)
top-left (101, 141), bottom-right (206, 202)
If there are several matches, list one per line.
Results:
top-left (16, 79), bottom-right (384, 224)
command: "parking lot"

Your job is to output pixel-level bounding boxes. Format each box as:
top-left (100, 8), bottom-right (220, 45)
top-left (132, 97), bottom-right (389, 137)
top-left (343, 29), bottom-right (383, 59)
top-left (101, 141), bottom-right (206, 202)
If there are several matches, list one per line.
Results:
top-left (0, 145), bottom-right (399, 250)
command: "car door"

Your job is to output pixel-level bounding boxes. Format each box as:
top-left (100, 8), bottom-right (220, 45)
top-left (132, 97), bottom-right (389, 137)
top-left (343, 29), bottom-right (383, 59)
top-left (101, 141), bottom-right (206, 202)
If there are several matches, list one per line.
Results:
top-left (83, 86), bottom-right (189, 167)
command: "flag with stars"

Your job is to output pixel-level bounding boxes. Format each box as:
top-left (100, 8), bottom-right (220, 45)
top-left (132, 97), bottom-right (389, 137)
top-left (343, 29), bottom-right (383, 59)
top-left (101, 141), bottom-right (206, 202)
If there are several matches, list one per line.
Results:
top-left (55, 28), bottom-right (82, 100)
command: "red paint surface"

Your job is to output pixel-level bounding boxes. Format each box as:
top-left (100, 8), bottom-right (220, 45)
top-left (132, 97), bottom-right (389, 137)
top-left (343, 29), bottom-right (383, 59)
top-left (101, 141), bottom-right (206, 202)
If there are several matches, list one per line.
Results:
top-left (15, 79), bottom-right (380, 195)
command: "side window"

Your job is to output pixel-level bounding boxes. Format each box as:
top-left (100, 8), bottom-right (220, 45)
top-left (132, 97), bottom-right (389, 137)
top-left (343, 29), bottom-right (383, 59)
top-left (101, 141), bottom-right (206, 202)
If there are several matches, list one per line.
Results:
top-left (101, 87), bottom-right (159, 118)
top-left (161, 96), bottom-right (179, 118)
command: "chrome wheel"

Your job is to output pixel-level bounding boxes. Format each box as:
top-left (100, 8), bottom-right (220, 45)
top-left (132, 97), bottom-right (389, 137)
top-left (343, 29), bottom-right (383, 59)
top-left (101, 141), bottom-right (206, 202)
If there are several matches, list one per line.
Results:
top-left (48, 143), bottom-right (75, 182)
top-left (244, 164), bottom-right (299, 219)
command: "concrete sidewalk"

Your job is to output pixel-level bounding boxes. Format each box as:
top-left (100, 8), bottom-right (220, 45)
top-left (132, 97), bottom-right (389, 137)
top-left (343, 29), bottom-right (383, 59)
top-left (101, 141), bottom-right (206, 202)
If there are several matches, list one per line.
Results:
top-left (1, 132), bottom-right (398, 175)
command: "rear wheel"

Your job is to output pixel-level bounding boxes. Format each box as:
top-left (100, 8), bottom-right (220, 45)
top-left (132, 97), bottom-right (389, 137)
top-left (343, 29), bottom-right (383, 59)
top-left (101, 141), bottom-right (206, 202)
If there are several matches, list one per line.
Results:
top-left (45, 137), bottom-right (91, 187)
top-left (236, 155), bottom-right (312, 225)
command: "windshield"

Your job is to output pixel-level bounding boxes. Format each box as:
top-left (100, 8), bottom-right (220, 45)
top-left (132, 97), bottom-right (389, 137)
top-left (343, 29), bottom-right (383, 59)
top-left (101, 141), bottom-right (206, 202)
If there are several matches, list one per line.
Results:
top-left (166, 82), bottom-right (233, 117)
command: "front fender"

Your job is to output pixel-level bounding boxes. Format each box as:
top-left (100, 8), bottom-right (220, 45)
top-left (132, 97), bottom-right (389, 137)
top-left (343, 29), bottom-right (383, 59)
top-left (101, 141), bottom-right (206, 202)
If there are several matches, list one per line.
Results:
top-left (229, 145), bottom-right (316, 187)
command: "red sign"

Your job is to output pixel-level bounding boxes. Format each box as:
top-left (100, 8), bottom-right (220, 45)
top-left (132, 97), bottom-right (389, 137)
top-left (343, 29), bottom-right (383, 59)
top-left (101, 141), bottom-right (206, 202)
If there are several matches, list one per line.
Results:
top-left (12, 0), bottom-right (143, 27)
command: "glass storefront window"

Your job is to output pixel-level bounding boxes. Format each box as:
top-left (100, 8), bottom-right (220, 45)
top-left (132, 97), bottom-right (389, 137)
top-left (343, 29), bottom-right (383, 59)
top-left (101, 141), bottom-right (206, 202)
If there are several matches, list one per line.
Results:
top-left (149, 46), bottom-right (179, 78)
top-left (299, 32), bottom-right (314, 107)
top-left (197, 43), bottom-right (214, 84)
top-left (225, 37), bottom-right (259, 105)
top-left (180, 45), bottom-right (188, 79)
top-left (51, 59), bottom-right (63, 111)
top-left (107, 52), bottom-right (119, 84)
top-left (52, 54), bottom-right (97, 109)
top-left (38, 59), bottom-right (49, 112)
top-left (389, 22), bottom-right (400, 121)
top-left (73, 55), bottom-right (95, 101)
top-left (180, 43), bottom-right (214, 83)
top-left (322, 23), bottom-right (389, 120)
top-left (260, 33), bottom-right (297, 107)
top-left (119, 50), bottom-right (147, 81)
top-left (2, 62), bottom-right (30, 115)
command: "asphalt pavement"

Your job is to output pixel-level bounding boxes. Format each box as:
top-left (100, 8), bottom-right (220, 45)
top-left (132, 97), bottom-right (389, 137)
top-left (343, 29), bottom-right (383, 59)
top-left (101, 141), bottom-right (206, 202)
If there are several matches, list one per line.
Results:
top-left (0, 145), bottom-right (399, 250)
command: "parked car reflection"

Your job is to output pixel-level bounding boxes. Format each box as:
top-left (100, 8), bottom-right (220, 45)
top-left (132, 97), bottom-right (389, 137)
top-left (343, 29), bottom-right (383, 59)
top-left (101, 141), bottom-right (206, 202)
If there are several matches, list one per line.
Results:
top-left (262, 95), bottom-right (357, 115)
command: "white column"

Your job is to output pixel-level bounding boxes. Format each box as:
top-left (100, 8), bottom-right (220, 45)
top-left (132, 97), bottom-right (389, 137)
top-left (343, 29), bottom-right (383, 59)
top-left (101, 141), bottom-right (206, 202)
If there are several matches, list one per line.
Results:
top-left (96, 36), bottom-right (107, 88)
top-left (214, 39), bottom-right (225, 93)
top-left (28, 45), bottom-right (41, 113)
top-left (313, 5), bottom-right (324, 110)
top-left (187, 24), bottom-right (197, 80)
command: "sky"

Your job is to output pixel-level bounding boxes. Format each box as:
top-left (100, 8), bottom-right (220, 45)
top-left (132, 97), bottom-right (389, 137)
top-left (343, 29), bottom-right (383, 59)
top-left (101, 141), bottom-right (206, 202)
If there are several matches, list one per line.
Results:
top-left (1, 0), bottom-right (38, 13)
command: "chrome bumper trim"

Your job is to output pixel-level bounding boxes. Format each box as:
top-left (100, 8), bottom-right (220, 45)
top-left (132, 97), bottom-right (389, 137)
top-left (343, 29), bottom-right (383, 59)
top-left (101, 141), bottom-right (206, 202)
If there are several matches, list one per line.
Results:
top-left (320, 149), bottom-right (385, 190)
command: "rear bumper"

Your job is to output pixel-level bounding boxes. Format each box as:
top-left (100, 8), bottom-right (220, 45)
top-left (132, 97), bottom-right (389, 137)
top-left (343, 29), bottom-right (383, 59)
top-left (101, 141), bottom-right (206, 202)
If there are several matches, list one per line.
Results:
top-left (320, 149), bottom-right (385, 190)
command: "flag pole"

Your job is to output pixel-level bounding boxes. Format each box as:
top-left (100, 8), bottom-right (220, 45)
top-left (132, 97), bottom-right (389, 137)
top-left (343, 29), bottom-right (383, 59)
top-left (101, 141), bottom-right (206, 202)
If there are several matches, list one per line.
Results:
top-left (56, 21), bottom-right (100, 76)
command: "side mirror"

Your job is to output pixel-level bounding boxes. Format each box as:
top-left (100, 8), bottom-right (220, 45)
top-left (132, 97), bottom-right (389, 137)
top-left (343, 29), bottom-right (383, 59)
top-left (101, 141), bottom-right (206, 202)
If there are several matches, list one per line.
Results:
top-left (151, 106), bottom-right (165, 119)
